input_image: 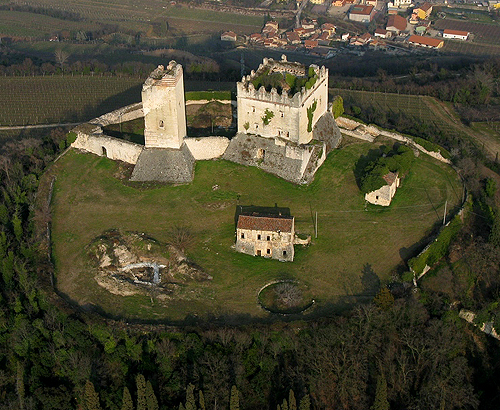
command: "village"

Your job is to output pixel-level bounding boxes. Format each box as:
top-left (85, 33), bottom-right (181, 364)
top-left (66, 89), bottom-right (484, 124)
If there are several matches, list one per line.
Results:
top-left (220, 0), bottom-right (500, 56)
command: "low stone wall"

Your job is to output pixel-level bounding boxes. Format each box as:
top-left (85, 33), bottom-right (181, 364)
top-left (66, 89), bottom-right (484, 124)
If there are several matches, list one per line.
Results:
top-left (460, 309), bottom-right (499, 340)
top-left (185, 99), bottom-right (232, 106)
top-left (89, 103), bottom-right (143, 127)
top-left (72, 131), bottom-right (143, 164)
top-left (336, 116), bottom-right (451, 164)
top-left (184, 137), bottom-right (230, 160)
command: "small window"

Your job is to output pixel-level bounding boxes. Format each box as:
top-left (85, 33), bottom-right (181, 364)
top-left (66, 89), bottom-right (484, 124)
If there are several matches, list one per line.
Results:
top-left (241, 233), bottom-right (245, 239)
top-left (267, 249), bottom-right (271, 254)
top-left (258, 234), bottom-right (261, 240)
top-left (159, 120), bottom-right (164, 128)
top-left (280, 111), bottom-right (284, 117)
top-left (283, 250), bottom-right (287, 256)
top-left (376, 196), bottom-right (379, 200)
top-left (102, 146), bottom-right (107, 157)
top-left (267, 236), bottom-right (270, 241)
top-left (252, 106), bottom-right (255, 112)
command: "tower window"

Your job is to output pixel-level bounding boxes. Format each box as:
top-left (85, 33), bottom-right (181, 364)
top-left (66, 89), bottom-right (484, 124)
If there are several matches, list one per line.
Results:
top-left (241, 233), bottom-right (245, 239)
top-left (159, 120), bottom-right (164, 128)
top-left (258, 234), bottom-right (261, 240)
top-left (267, 249), bottom-right (270, 254)
top-left (267, 236), bottom-right (270, 241)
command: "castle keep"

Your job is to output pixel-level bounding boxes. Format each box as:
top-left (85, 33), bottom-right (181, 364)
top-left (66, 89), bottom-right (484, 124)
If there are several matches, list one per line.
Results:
top-left (237, 56), bottom-right (329, 145)
top-left (71, 56), bottom-right (341, 184)
top-left (142, 61), bottom-right (187, 149)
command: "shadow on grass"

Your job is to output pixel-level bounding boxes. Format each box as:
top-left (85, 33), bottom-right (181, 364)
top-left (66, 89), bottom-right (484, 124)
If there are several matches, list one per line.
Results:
top-left (234, 204), bottom-right (291, 227)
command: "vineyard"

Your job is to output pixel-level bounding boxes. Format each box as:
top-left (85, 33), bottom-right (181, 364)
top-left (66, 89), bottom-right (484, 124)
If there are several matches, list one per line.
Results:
top-left (443, 40), bottom-right (500, 56)
top-left (330, 88), bottom-right (469, 145)
top-left (0, 76), bottom-right (143, 126)
top-left (434, 19), bottom-right (500, 45)
top-left (0, 10), bottom-right (99, 38)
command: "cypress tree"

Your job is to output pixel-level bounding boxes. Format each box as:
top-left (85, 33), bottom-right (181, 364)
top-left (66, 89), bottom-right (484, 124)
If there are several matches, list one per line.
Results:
top-left (289, 390), bottom-right (297, 410)
top-left (229, 385), bottom-right (240, 410)
top-left (299, 394), bottom-right (310, 410)
top-left (83, 380), bottom-right (102, 410)
top-left (136, 374), bottom-right (147, 410)
top-left (146, 381), bottom-right (159, 410)
top-left (121, 387), bottom-right (133, 410)
top-left (372, 374), bottom-right (390, 410)
top-left (185, 383), bottom-right (196, 410)
top-left (199, 390), bottom-right (206, 410)
top-left (179, 403), bottom-right (186, 410)
top-left (281, 399), bottom-right (289, 410)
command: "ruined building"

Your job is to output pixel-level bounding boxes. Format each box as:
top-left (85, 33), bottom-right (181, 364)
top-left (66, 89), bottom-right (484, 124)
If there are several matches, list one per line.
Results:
top-left (71, 56), bottom-right (341, 185)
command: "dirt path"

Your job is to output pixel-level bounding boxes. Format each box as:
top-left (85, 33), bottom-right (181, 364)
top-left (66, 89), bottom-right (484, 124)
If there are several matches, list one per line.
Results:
top-left (0, 122), bottom-right (81, 131)
top-left (424, 98), bottom-right (500, 160)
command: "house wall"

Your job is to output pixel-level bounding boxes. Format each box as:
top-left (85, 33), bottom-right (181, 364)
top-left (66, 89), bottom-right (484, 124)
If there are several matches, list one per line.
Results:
top-left (142, 62), bottom-right (187, 149)
top-left (349, 13), bottom-right (373, 23)
top-left (236, 227), bottom-right (294, 261)
top-left (237, 61), bottom-right (328, 145)
top-left (364, 177), bottom-right (400, 206)
top-left (184, 137), bottom-right (230, 160)
top-left (443, 32), bottom-right (468, 40)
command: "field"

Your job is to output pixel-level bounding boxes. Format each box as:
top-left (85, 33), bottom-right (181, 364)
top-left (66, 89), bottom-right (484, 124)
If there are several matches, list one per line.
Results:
top-left (49, 142), bottom-right (462, 321)
top-left (434, 19), bottom-right (500, 45)
top-left (443, 40), bottom-right (500, 56)
top-left (331, 88), bottom-right (469, 143)
top-left (0, 76), bottom-right (143, 126)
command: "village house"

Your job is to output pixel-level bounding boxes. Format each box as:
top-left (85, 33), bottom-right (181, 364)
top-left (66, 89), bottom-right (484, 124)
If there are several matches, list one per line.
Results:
top-left (221, 31), bottom-right (237, 42)
top-left (374, 28), bottom-right (389, 38)
top-left (333, 0), bottom-right (346, 6)
top-left (236, 214), bottom-right (295, 261)
top-left (365, 172), bottom-right (400, 206)
top-left (286, 31), bottom-right (301, 44)
top-left (443, 29), bottom-right (469, 40)
top-left (366, 0), bottom-right (378, 7)
top-left (408, 34), bottom-right (444, 49)
top-left (413, 2), bottom-right (433, 19)
top-left (392, 0), bottom-right (412, 7)
top-left (349, 5), bottom-right (375, 23)
top-left (321, 23), bottom-right (336, 36)
top-left (386, 14), bottom-right (407, 34)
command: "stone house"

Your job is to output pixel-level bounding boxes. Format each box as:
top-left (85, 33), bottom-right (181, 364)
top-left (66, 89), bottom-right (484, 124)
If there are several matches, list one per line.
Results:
top-left (386, 14), bottom-right (407, 34)
top-left (365, 172), bottom-right (400, 206)
top-left (221, 31), bottom-right (237, 41)
top-left (236, 214), bottom-right (295, 261)
top-left (348, 5), bottom-right (375, 23)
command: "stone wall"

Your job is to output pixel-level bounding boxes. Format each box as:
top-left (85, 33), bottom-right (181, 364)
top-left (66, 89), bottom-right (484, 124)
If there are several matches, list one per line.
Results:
top-left (184, 137), bottom-right (230, 160)
top-left (89, 103), bottom-right (143, 127)
top-left (72, 130), bottom-right (143, 164)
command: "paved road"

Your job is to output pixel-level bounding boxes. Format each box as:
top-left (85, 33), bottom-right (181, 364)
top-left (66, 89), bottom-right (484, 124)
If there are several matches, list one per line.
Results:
top-left (0, 122), bottom-right (81, 131)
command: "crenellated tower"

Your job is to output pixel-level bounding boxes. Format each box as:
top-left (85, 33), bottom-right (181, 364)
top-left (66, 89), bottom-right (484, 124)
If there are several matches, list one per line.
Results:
top-left (142, 61), bottom-right (187, 149)
top-left (237, 55), bottom-right (328, 145)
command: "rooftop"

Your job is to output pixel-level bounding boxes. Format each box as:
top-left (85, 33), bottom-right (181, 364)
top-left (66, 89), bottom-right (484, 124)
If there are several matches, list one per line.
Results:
top-left (408, 34), bottom-right (443, 47)
top-left (237, 214), bottom-right (294, 233)
top-left (443, 29), bottom-right (469, 36)
top-left (350, 5), bottom-right (374, 15)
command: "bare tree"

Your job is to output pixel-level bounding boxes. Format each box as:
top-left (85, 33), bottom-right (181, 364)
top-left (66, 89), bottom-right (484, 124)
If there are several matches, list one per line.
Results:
top-left (54, 49), bottom-right (70, 72)
top-left (275, 283), bottom-right (302, 308)
top-left (167, 226), bottom-right (194, 252)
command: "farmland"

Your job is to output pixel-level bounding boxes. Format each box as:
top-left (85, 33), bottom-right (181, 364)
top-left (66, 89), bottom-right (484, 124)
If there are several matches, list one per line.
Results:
top-left (48, 142), bottom-right (462, 321)
top-left (434, 19), bottom-right (500, 45)
top-left (443, 40), bottom-right (500, 56)
top-left (330, 88), bottom-right (470, 146)
top-left (0, 76), bottom-right (143, 126)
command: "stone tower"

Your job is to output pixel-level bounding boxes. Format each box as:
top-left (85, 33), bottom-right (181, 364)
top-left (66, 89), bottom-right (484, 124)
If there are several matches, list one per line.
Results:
top-left (142, 61), bottom-right (187, 149)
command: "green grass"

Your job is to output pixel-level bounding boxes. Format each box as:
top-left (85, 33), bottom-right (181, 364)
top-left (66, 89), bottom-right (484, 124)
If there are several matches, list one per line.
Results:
top-left (49, 143), bottom-right (462, 321)
top-left (162, 6), bottom-right (262, 27)
top-left (186, 90), bottom-right (232, 101)
top-left (0, 76), bottom-right (143, 126)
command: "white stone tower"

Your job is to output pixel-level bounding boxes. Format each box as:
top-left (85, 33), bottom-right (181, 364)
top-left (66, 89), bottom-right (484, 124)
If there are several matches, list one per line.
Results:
top-left (142, 61), bottom-right (187, 149)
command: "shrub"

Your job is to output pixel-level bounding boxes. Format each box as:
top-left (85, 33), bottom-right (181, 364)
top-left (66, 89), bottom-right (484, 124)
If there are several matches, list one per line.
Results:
top-left (331, 95), bottom-right (344, 119)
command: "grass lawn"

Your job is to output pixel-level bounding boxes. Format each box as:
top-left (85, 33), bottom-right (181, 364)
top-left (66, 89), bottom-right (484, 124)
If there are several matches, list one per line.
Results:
top-left (50, 141), bottom-right (462, 322)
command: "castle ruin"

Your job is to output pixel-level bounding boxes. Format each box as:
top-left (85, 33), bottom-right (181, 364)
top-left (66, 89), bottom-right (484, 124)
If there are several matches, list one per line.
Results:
top-left (71, 56), bottom-right (342, 185)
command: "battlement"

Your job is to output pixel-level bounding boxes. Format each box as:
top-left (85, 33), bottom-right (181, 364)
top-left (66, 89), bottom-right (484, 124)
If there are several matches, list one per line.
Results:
top-left (143, 61), bottom-right (183, 91)
top-left (237, 55), bottom-right (328, 108)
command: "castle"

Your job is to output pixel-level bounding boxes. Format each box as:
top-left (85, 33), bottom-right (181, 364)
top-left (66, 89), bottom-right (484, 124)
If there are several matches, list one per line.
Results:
top-left (71, 55), bottom-right (342, 184)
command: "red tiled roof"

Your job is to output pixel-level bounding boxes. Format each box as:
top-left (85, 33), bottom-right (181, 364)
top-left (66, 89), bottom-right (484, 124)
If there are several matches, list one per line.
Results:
top-left (418, 2), bottom-right (432, 11)
top-left (237, 215), bottom-right (294, 233)
top-left (383, 172), bottom-right (398, 185)
top-left (287, 32), bottom-right (300, 42)
top-left (443, 29), bottom-right (469, 36)
top-left (375, 28), bottom-right (387, 35)
top-left (350, 5), bottom-right (374, 15)
top-left (408, 34), bottom-right (443, 48)
top-left (387, 14), bottom-right (407, 31)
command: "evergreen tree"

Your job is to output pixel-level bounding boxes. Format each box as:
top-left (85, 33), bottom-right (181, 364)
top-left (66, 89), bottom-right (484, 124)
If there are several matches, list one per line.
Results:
top-left (16, 361), bottom-right (25, 410)
top-left (146, 381), bottom-right (158, 410)
top-left (121, 387), bottom-right (133, 410)
top-left (289, 390), bottom-right (297, 410)
top-left (281, 399), bottom-right (289, 410)
top-left (299, 394), bottom-right (310, 410)
top-left (372, 374), bottom-right (390, 410)
top-left (179, 403), bottom-right (186, 410)
top-left (230, 385), bottom-right (240, 410)
top-left (83, 380), bottom-right (102, 410)
top-left (136, 374), bottom-right (147, 410)
top-left (185, 383), bottom-right (196, 410)
top-left (199, 390), bottom-right (206, 410)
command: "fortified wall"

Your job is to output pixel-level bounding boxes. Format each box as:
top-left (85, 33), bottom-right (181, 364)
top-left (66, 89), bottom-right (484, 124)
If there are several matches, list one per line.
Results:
top-left (71, 57), bottom-right (342, 184)
top-left (237, 56), bottom-right (329, 145)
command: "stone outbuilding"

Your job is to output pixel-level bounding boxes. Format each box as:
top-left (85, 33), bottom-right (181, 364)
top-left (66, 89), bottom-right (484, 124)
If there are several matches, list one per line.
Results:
top-left (236, 214), bottom-right (295, 261)
top-left (365, 172), bottom-right (400, 206)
